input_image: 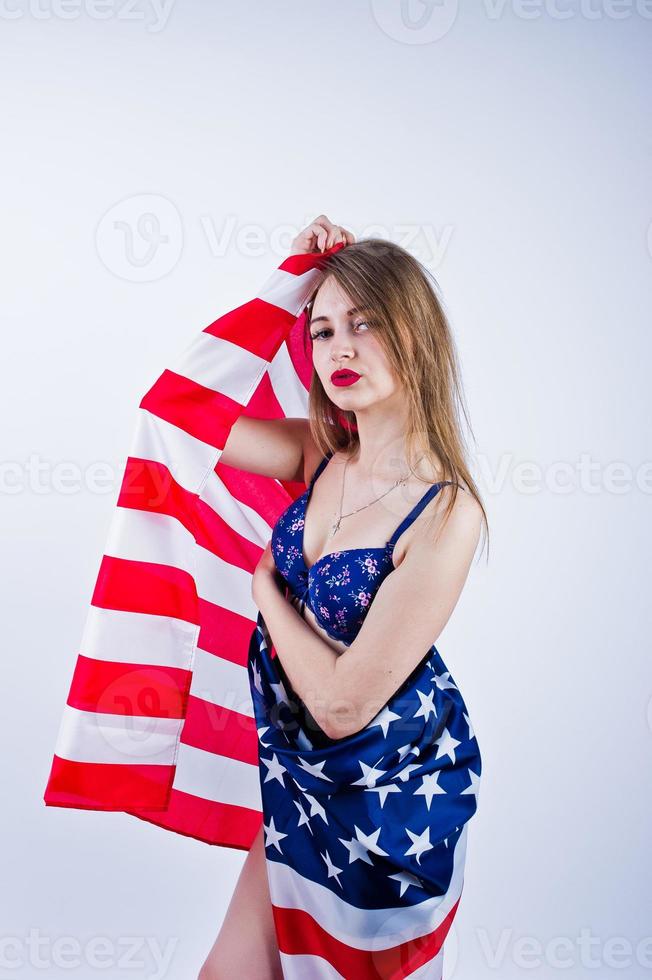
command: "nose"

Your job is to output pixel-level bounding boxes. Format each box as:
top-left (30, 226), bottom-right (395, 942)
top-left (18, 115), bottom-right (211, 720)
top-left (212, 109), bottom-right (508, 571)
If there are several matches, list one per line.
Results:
top-left (330, 339), bottom-right (355, 364)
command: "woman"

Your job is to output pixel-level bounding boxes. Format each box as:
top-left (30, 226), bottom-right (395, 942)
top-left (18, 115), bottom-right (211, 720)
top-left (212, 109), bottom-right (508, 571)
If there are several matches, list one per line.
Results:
top-left (199, 216), bottom-right (487, 979)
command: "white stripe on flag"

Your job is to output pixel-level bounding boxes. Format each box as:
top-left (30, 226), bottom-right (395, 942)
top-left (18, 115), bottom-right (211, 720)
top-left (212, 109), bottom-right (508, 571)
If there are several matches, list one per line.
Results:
top-left (104, 508), bottom-right (195, 573)
top-left (194, 544), bottom-right (257, 622)
top-left (190, 645), bottom-right (254, 718)
top-left (171, 741), bottom-right (261, 810)
top-left (199, 469), bottom-right (273, 547)
top-left (278, 953), bottom-right (346, 980)
top-left (170, 332), bottom-right (267, 402)
top-left (79, 606), bottom-right (199, 670)
top-left (267, 341), bottom-right (310, 419)
top-left (131, 408), bottom-right (220, 494)
top-left (54, 705), bottom-right (183, 766)
top-left (257, 266), bottom-right (324, 314)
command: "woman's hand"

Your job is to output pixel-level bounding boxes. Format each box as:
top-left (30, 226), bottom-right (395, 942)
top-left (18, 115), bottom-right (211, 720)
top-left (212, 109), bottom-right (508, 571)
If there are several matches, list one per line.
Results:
top-left (290, 215), bottom-right (355, 256)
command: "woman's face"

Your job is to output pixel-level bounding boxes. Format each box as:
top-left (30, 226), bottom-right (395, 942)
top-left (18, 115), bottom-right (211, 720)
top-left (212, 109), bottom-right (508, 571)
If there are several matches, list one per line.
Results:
top-left (309, 277), bottom-right (400, 410)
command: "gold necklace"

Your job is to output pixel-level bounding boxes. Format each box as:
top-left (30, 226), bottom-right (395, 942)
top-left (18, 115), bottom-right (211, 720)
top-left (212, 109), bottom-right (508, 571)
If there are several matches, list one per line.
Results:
top-left (328, 454), bottom-right (411, 538)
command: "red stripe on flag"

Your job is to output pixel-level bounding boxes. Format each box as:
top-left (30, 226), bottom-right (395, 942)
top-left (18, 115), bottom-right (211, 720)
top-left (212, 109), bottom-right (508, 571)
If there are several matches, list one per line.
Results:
top-left (43, 755), bottom-right (175, 810)
top-left (179, 694), bottom-right (259, 765)
top-left (91, 555), bottom-right (199, 624)
top-left (131, 789), bottom-right (263, 850)
top-left (139, 369), bottom-right (242, 450)
top-left (203, 297), bottom-right (296, 361)
top-left (118, 457), bottom-right (266, 576)
top-left (273, 896), bottom-right (460, 979)
top-left (286, 309), bottom-right (314, 391)
top-left (279, 244), bottom-right (344, 277)
top-left (213, 457), bottom-right (303, 534)
top-left (196, 600), bottom-right (257, 667)
top-left (192, 496), bottom-right (262, 572)
top-left (118, 457), bottom-right (198, 528)
top-left (44, 761), bottom-right (263, 850)
top-left (244, 361), bottom-right (291, 418)
top-left (66, 654), bottom-right (191, 719)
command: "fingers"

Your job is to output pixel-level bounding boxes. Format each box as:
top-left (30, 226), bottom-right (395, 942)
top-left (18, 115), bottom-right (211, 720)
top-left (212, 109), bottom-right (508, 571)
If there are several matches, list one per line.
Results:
top-left (310, 222), bottom-right (328, 252)
top-left (308, 215), bottom-right (356, 252)
top-left (291, 216), bottom-right (356, 255)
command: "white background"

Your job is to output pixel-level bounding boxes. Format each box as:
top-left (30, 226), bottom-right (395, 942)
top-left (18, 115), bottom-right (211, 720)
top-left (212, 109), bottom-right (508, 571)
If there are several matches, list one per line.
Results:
top-left (2, 1), bottom-right (651, 977)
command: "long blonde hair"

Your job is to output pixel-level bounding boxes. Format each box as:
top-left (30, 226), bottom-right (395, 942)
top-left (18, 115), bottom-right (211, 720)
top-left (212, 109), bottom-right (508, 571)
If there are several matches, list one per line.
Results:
top-left (301, 238), bottom-right (490, 561)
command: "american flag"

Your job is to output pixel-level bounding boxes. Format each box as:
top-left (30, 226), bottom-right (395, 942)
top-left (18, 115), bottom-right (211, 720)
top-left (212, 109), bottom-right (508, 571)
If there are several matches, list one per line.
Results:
top-left (43, 245), bottom-right (342, 848)
top-left (43, 240), bottom-right (482, 977)
top-left (249, 609), bottom-right (481, 979)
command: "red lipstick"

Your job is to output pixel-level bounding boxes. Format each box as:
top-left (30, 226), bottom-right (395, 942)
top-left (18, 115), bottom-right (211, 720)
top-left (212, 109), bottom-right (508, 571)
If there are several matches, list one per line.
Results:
top-left (331, 370), bottom-right (361, 387)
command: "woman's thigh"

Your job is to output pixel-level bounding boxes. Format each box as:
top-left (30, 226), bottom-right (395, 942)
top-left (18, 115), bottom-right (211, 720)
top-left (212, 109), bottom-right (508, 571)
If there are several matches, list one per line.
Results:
top-left (198, 822), bottom-right (283, 980)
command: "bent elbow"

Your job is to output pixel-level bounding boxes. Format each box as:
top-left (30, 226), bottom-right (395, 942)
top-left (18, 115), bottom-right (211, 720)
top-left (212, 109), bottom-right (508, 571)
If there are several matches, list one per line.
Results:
top-left (319, 704), bottom-right (363, 743)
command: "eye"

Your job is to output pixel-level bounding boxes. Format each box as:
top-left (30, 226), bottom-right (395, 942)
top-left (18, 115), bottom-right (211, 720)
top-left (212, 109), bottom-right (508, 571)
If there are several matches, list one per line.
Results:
top-left (310, 321), bottom-right (370, 341)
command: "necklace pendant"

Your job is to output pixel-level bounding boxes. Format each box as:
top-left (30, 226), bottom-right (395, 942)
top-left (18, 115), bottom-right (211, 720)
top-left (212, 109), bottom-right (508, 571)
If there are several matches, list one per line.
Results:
top-left (331, 517), bottom-right (341, 535)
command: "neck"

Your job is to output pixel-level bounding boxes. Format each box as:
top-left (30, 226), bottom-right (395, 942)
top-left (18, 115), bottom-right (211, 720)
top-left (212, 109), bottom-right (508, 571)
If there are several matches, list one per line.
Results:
top-left (344, 402), bottom-right (413, 480)
top-left (342, 401), bottom-right (440, 484)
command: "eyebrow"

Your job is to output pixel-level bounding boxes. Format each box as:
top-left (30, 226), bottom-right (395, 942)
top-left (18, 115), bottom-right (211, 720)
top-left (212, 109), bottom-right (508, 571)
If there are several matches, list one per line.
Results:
top-left (309, 306), bottom-right (366, 326)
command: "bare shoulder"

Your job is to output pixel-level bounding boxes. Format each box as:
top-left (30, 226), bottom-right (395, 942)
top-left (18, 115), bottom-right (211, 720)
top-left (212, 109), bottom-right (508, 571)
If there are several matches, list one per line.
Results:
top-left (399, 480), bottom-right (483, 568)
top-left (432, 480), bottom-right (482, 538)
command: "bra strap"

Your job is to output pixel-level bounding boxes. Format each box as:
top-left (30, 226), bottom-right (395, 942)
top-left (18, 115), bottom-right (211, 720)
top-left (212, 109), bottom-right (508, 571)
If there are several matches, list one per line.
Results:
top-left (387, 481), bottom-right (458, 551)
top-left (308, 449), bottom-right (334, 488)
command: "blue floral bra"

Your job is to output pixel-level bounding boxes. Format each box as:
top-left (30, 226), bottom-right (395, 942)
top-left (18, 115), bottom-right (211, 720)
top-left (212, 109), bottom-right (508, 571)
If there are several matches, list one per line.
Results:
top-left (271, 449), bottom-right (461, 647)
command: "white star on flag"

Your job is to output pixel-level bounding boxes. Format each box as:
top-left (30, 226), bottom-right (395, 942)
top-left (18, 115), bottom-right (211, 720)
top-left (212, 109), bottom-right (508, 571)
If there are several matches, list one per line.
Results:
top-left (388, 869), bottom-right (424, 898)
top-left (270, 679), bottom-right (290, 706)
top-left (463, 710), bottom-right (476, 740)
top-left (293, 798), bottom-right (314, 834)
top-left (413, 688), bottom-right (438, 722)
top-left (395, 762), bottom-right (422, 783)
top-left (404, 826), bottom-right (434, 866)
top-left (264, 816), bottom-right (288, 854)
top-left (260, 752), bottom-right (287, 786)
top-left (251, 661), bottom-right (264, 696)
top-left (297, 757), bottom-right (334, 781)
top-left (461, 768), bottom-right (481, 797)
top-left (364, 783), bottom-right (403, 808)
top-left (413, 772), bottom-right (447, 810)
top-left (396, 743), bottom-right (420, 763)
top-left (433, 726), bottom-right (461, 764)
top-left (431, 670), bottom-right (458, 693)
top-left (368, 704), bottom-right (402, 738)
top-left (321, 849), bottom-right (344, 889)
top-left (257, 725), bottom-right (272, 748)
top-left (338, 834), bottom-right (374, 866)
top-left (292, 779), bottom-right (329, 824)
top-left (351, 759), bottom-right (387, 788)
top-left (353, 825), bottom-right (389, 858)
